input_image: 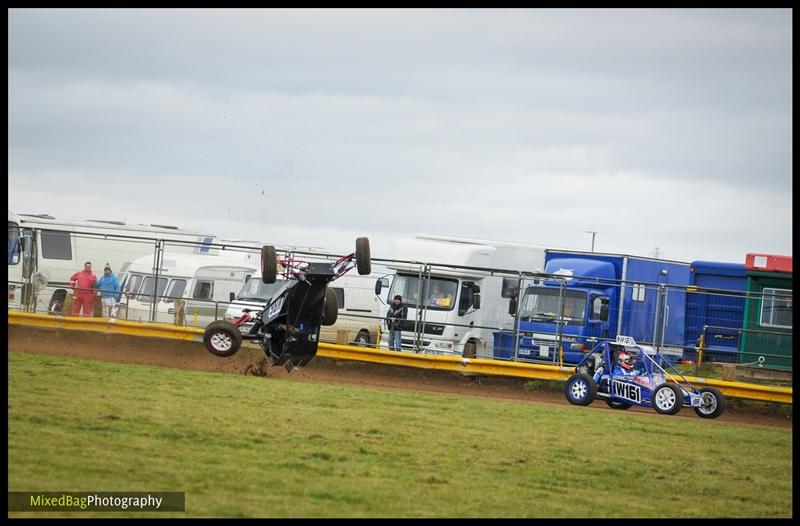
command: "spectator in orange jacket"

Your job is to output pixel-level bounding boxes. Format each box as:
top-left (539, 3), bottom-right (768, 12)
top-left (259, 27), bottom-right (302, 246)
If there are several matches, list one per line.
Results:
top-left (70, 261), bottom-right (98, 316)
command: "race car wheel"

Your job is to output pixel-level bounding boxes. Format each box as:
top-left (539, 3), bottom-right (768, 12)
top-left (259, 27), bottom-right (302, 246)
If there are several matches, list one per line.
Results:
top-left (355, 237), bottom-right (371, 275)
top-left (564, 373), bottom-right (596, 406)
top-left (261, 245), bottom-right (278, 284)
top-left (606, 399), bottom-right (632, 410)
top-left (203, 321), bottom-right (243, 357)
top-left (322, 287), bottom-right (338, 326)
top-left (653, 383), bottom-right (685, 415)
top-left (694, 387), bottom-right (726, 419)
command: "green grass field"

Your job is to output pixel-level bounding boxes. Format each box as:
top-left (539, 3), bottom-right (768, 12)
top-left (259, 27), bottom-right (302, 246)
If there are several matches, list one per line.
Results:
top-left (8, 351), bottom-right (792, 518)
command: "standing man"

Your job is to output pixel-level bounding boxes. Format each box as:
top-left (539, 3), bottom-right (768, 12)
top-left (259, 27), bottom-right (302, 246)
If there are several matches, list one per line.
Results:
top-left (70, 261), bottom-right (98, 317)
top-left (97, 263), bottom-right (121, 318)
top-left (386, 294), bottom-right (407, 351)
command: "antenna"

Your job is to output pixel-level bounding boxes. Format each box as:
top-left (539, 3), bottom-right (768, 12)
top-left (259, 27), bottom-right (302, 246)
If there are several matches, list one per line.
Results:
top-left (584, 230), bottom-right (604, 252)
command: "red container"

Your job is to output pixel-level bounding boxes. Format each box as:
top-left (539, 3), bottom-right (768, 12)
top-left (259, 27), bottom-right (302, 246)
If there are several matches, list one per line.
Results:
top-left (744, 253), bottom-right (793, 273)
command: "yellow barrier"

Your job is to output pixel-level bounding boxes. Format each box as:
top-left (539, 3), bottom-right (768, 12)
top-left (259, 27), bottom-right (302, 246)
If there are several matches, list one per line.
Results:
top-left (8, 311), bottom-right (792, 404)
top-left (8, 311), bottom-right (204, 342)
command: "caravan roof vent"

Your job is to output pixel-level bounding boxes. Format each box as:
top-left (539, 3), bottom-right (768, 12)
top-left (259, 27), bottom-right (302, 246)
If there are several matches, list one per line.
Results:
top-left (150, 224), bottom-right (179, 230)
top-left (19, 213), bottom-right (56, 220)
top-left (86, 219), bottom-right (126, 226)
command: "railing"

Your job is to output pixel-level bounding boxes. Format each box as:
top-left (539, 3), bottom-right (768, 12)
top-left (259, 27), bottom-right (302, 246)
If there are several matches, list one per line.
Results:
top-left (7, 226), bottom-right (793, 372)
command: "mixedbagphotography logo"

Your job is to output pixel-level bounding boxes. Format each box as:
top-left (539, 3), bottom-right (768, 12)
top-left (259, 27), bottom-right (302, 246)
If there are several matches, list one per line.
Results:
top-left (8, 492), bottom-right (185, 512)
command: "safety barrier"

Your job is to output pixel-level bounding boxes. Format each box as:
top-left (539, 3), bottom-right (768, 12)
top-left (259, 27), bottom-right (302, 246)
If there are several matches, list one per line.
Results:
top-left (8, 311), bottom-right (792, 404)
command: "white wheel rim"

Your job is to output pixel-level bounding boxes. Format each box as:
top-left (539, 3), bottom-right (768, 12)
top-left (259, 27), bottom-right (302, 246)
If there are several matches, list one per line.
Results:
top-left (571, 380), bottom-right (587, 400)
top-left (655, 388), bottom-right (676, 410)
top-left (210, 332), bottom-right (232, 351)
top-left (698, 392), bottom-right (718, 414)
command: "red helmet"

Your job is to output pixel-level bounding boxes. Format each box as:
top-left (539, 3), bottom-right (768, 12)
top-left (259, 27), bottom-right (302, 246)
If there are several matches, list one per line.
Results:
top-left (618, 350), bottom-right (634, 370)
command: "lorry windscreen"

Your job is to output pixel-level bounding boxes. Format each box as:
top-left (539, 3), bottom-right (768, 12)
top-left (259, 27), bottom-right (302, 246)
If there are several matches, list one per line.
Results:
top-left (520, 288), bottom-right (587, 325)
top-left (235, 278), bottom-right (283, 302)
top-left (388, 274), bottom-right (458, 311)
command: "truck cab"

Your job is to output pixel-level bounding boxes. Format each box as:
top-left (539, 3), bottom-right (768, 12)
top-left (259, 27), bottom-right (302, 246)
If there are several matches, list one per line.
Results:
top-left (376, 269), bottom-right (484, 355)
top-left (375, 234), bottom-right (547, 358)
top-left (513, 258), bottom-right (617, 363)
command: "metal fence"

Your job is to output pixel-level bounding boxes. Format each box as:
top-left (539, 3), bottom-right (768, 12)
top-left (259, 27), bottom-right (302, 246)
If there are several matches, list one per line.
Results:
top-left (7, 227), bottom-right (793, 371)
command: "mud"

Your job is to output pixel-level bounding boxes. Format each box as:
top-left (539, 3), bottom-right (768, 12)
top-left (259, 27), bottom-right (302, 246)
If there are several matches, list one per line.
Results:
top-left (8, 326), bottom-right (792, 429)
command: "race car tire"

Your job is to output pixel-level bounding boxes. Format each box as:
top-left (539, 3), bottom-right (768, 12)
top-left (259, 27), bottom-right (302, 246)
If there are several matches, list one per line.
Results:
top-left (606, 399), bottom-right (632, 410)
top-left (564, 373), bottom-right (596, 406)
top-left (355, 237), bottom-right (371, 275)
top-left (322, 287), bottom-right (338, 326)
top-left (262, 245), bottom-right (278, 284)
top-left (693, 387), bottom-right (726, 419)
top-left (203, 320), bottom-right (243, 357)
top-left (653, 383), bottom-right (685, 415)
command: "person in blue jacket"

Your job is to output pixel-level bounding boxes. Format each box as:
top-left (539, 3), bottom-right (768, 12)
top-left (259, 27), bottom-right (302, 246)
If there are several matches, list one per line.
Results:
top-left (97, 263), bottom-right (121, 318)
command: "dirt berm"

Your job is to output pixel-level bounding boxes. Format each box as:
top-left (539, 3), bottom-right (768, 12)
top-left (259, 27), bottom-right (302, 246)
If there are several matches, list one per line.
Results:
top-left (8, 325), bottom-right (791, 429)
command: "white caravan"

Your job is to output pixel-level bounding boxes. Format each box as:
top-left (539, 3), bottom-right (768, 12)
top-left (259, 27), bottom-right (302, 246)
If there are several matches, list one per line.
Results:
top-left (375, 234), bottom-right (549, 358)
top-left (123, 252), bottom-right (258, 326)
top-left (225, 270), bottom-right (383, 346)
top-left (8, 211), bottom-right (217, 314)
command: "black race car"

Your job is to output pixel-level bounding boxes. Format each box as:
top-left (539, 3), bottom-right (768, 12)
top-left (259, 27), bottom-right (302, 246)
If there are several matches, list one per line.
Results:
top-left (202, 237), bottom-right (371, 372)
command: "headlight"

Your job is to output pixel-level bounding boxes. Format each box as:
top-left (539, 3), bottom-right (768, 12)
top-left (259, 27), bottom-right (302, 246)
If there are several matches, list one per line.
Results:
top-left (223, 313), bottom-right (234, 320)
top-left (432, 341), bottom-right (454, 349)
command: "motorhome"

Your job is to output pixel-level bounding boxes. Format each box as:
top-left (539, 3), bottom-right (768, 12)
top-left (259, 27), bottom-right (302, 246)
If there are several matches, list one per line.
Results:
top-left (8, 210), bottom-right (216, 314)
top-left (225, 270), bottom-right (383, 346)
top-left (374, 234), bottom-right (549, 358)
top-left (122, 251), bottom-right (258, 326)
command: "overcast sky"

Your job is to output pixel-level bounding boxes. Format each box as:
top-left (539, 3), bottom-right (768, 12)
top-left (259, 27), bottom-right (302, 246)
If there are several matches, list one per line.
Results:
top-left (8, 8), bottom-right (792, 264)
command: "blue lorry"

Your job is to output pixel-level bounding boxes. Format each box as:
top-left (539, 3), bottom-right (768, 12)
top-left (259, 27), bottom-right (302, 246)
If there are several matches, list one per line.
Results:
top-left (683, 261), bottom-right (747, 364)
top-left (493, 250), bottom-right (692, 364)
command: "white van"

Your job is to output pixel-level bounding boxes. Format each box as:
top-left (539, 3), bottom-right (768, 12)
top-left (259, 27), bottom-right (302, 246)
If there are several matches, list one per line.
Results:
top-left (122, 252), bottom-right (257, 326)
top-left (376, 234), bottom-right (551, 358)
top-left (225, 270), bottom-right (383, 346)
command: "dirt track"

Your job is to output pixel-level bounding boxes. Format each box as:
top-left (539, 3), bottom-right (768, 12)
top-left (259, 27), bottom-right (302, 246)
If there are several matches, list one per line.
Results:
top-left (8, 326), bottom-right (792, 429)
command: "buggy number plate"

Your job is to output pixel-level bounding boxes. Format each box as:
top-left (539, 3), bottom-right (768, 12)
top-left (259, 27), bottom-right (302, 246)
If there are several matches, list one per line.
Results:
top-left (539, 345), bottom-right (549, 357)
top-left (612, 380), bottom-right (641, 403)
top-left (615, 335), bottom-right (637, 346)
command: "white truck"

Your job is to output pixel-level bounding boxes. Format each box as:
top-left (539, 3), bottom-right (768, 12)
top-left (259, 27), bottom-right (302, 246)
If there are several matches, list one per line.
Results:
top-left (225, 270), bottom-right (383, 346)
top-left (8, 210), bottom-right (217, 314)
top-left (122, 251), bottom-right (258, 326)
top-left (374, 234), bottom-right (549, 358)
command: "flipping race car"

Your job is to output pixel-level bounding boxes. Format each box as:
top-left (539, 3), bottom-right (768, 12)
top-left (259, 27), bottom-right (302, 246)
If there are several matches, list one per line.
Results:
top-left (564, 335), bottom-right (726, 418)
top-left (202, 237), bottom-right (371, 372)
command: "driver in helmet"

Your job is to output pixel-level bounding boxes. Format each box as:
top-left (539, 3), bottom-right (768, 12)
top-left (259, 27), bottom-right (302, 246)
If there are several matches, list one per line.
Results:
top-left (614, 349), bottom-right (639, 375)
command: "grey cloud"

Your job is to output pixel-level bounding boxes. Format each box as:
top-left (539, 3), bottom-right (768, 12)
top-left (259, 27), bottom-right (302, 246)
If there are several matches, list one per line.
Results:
top-left (8, 8), bottom-right (792, 265)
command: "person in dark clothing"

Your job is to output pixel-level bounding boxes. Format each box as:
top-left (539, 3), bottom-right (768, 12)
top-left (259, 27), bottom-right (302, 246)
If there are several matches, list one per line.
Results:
top-left (386, 294), bottom-right (407, 351)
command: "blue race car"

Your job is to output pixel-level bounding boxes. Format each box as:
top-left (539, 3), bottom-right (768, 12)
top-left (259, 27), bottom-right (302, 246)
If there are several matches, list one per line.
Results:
top-left (564, 335), bottom-right (725, 418)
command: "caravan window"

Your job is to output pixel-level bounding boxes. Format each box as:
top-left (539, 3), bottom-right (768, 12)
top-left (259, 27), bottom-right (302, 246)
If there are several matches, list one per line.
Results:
top-left (760, 288), bottom-right (792, 329)
top-left (40, 230), bottom-right (72, 260)
top-left (125, 274), bottom-right (144, 297)
top-left (193, 280), bottom-right (214, 300)
top-left (8, 222), bottom-right (20, 265)
top-left (140, 276), bottom-right (168, 302)
top-left (163, 279), bottom-right (187, 304)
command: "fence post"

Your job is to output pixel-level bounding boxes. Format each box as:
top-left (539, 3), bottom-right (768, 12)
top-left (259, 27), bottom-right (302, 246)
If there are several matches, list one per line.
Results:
top-left (512, 272), bottom-right (523, 361)
top-left (150, 240), bottom-right (162, 323)
top-left (555, 278), bottom-right (566, 364)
